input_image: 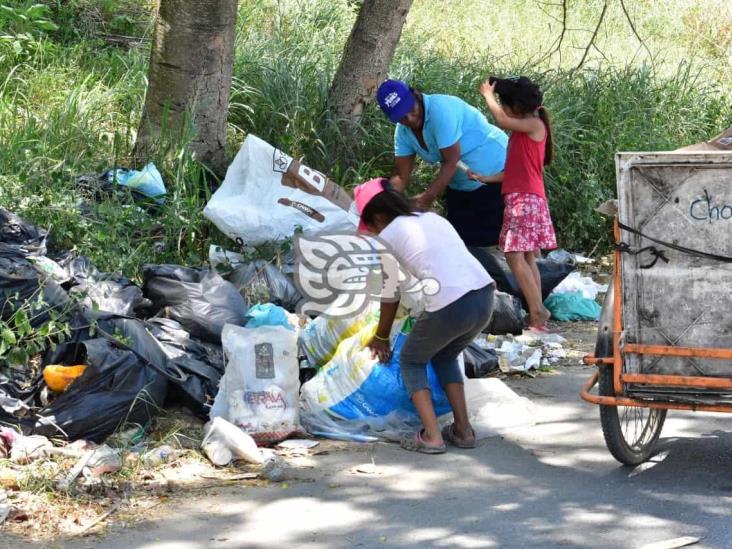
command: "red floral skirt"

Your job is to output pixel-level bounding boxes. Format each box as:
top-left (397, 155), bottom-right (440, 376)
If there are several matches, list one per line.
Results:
top-left (499, 192), bottom-right (557, 253)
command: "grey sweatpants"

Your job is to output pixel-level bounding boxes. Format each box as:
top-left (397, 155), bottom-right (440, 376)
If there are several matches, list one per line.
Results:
top-left (400, 285), bottom-right (495, 395)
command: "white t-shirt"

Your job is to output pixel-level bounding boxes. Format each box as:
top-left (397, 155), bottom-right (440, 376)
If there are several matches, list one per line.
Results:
top-left (378, 212), bottom-right (494, 312)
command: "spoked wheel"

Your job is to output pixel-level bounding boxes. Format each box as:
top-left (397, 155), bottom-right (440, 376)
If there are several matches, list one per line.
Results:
top-left (594, 283), bottom-right (666, 465)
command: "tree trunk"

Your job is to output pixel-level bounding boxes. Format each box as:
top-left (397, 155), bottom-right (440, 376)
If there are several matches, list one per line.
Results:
top-left (329, 0), bottom-right (413, 127)
top-left (134, 0), bottom-right (238, 177)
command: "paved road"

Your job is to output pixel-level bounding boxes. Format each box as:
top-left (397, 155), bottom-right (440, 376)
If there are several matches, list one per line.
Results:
top-left (11, 365), bottom-right (732, 548)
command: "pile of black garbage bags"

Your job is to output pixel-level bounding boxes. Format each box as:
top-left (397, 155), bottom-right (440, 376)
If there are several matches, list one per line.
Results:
top-left (0, 208), bottom-right (573, 443)
top-left (0, 209), bottom-right (302, 443)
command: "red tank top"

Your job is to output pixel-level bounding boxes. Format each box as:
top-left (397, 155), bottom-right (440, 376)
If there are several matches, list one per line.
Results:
top-left (501, 125), bottom-right (547, 198)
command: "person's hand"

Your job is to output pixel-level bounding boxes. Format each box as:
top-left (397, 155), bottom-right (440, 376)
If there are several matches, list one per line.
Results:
top-left (411, 192), bottom-right (435, 211)
top-left (479, 79), bottom-right (496, 99)
top-left (368, 337), bottom-right (392, 364)
top-left (467, 169), bottom-right (483, 182)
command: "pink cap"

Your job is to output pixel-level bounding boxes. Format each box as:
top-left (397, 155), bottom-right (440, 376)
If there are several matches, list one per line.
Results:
top-left (353, 178), bottom-right (386, 232)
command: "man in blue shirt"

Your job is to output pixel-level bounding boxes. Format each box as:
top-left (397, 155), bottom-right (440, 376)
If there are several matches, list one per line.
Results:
top-left (376, 79), bottom-right (509, 279)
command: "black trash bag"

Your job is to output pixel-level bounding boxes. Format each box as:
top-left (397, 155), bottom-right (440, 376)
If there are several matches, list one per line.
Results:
top-left (228, 260), bottom-right (303, 312)
top-left (147, 318), bottom-right (225, 418)
top-left (30, 336), bottom-right (169, 442)
top-left (484, 291), bottom-right (525, 336)
top-left (68, 257), bottom-right (148, 317)
top-left (477, 249), bottom-right (575, 303)
top-left (143, 265), bottom-right (247, 342)
top-left (463, 343), bottom-right (499, 378)
top-left (0, 208), bottom-right (47, 258)
top-left (0, 256), bottom-right (72, 328)
top-left (142, 264), bottom-right (202, 284)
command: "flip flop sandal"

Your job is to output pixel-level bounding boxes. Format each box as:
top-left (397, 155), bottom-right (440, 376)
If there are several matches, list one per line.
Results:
top-left (441, 424), bottom-right (476, 449)
top-left (400, 430), bottom-right (446, 454)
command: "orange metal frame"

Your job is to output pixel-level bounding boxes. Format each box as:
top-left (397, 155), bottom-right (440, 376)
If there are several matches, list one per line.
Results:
top-left (581, 221), bottom-right (732, 413)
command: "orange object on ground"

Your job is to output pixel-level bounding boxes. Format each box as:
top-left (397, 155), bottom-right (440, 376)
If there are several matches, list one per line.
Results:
top-left (43, 365), bottom-right (87, 392)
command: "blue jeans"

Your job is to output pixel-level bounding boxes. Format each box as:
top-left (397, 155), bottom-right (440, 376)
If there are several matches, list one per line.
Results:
top-left (400, 285), bottom-right (495, 395)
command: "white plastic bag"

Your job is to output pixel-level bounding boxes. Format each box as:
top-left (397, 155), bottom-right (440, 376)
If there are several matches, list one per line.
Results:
top-left (203, 135), bottom-right (358, 246)
top-left (550, 271), bottom-right (607, 300)
top-left (212, 325), bottom-right (300, 444)
top-left (201, 417), bottom-right (263, 466)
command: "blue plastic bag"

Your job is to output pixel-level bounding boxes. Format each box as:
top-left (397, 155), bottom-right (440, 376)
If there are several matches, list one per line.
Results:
top-left (544, 291), bottom-right (601, 321)
top-left (244, 303), bottom-right (294, 331)
top-left (106, 163), bottom-right (166, 204)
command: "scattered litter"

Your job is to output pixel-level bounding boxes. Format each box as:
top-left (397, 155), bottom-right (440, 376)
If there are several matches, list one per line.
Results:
top-left (551, 271), bottom-right (607, 300)
top-left (638, 537), bottom-right (700, 549)
top-left (545, 291), bottom-right (601, 322)
top-left (83, 445), bottom-right (122, 478)
top-left (104, 163), bottom-right (166, 204)
top-left (277, 439), bottom-right (319, 450)
top-left (201, 417), bottom-right (263, 467)
top-left (628, 451), bottom-right (670, 478)
top-left (475, 332), bottom-right (568, 373)
top-left (212, 325), bottom-right (301, 445)
top-left (6, 431), bottom-right (53, 464)
top-left (547, 249), bottom-right (594, 265)
top-left (260, 455), bottom-right (288, 482)
top-left (142, 445), bottom-right (176, 468)
top-left (350, 462), bottom-right (381, 476)
top-left (496, 342), bottom-right (542, 373)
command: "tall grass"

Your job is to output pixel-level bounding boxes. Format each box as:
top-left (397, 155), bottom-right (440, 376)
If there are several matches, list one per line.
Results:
top-left (0, 0), bottom-right (730, 277)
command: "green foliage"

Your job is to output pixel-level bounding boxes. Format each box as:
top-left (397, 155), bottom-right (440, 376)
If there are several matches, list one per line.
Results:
top-left (0, 286), bottom-right (74, 368)
top-left (0, 2), bottom-right (58, 60)
top-left (0, 0), bottom-right (730, 281)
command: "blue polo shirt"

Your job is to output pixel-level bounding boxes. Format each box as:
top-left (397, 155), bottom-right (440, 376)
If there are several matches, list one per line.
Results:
top-left (394, 93), bottom-right (508, 192)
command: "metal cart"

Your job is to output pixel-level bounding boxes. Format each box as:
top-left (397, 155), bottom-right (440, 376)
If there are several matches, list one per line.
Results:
top-left (582, 151), bottom-right (732, 465)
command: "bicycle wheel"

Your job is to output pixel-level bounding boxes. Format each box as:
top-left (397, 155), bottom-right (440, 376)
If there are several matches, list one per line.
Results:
top-left (595, 283), bottom-right (666, 465)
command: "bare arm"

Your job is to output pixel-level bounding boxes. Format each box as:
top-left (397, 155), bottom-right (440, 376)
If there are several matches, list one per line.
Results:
top-left (375, 300), bottom-right (399, 339)
top-left (479, 80), bottom-right (545, 140)
top-left (367, 300), bottom-right (400, 363)
top-left (468, 170), bottom-right (504, 184)
top-left (392, 155), bottom-right (415, 192)
top-left (417, 141), bottom-right (461, 207)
